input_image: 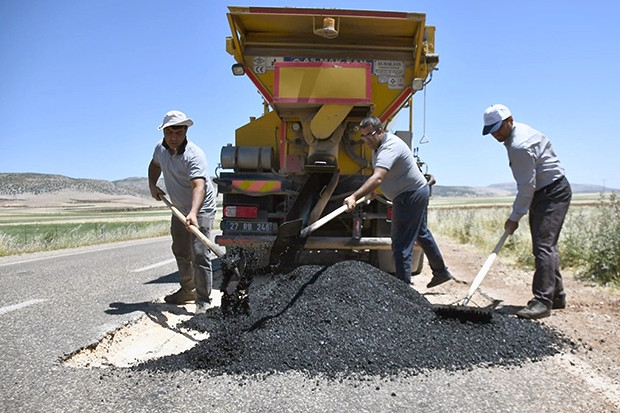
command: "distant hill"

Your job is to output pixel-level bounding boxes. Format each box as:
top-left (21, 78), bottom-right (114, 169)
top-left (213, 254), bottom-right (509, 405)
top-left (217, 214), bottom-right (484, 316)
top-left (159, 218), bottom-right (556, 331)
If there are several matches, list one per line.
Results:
top-left (486, 182), bottom-right (612, 196)
top-left (433, 182), bottom-right (614, 197)
top-left (0, 173), bottom-right (154, 198)
top-left (0, 173), bottom-right (615, 200)
top-left (432, 185), bottom-right (513, 197)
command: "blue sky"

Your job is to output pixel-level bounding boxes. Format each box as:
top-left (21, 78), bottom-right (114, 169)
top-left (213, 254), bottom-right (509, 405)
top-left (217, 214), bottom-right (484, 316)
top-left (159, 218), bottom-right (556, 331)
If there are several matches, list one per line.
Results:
top-left (1, 0), bottom-right (619, 190)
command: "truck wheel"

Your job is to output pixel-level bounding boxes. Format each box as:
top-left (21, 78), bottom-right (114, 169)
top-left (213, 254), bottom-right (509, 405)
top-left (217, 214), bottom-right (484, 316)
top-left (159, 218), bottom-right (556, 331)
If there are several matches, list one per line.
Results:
top-left (412, 247), bottom-right (424, 275)
top-left (372, 248), bottom-right (424, 275)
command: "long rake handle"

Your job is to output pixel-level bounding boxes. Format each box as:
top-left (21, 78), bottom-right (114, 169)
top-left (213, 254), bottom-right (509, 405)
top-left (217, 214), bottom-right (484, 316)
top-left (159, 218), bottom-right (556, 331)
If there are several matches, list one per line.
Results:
top-left (161, 195), bottom-right (226, 258)
top-left (461, 229), bottom-right (511, 306)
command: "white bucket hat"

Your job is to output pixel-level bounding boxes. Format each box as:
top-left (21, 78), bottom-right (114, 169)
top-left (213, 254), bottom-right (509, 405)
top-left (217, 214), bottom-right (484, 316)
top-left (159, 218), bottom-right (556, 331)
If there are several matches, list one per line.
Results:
top-left (482, 104), bottom-right (511, 135)
top-left (157, 110), bottom-right (194, 130)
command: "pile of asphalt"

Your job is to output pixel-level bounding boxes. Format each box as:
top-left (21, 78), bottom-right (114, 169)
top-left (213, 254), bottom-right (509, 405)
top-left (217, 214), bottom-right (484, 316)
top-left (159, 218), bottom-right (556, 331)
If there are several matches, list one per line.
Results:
top-left (137, 261), bottom-right (573, 379)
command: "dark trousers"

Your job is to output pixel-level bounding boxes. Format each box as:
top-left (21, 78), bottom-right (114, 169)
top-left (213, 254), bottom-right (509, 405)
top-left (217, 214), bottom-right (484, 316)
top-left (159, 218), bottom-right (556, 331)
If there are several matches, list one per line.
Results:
top-left (170, 212), bottom-right (214, 302)
top-left (529, 176), bottom-right (572, 307)
top-left (391, 185), bottom-right (448, 283)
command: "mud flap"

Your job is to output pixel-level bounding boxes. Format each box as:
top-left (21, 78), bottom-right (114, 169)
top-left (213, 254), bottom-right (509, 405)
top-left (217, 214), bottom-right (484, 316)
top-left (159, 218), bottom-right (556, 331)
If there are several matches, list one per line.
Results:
top-left (269, 171), bottom-right (338, 269)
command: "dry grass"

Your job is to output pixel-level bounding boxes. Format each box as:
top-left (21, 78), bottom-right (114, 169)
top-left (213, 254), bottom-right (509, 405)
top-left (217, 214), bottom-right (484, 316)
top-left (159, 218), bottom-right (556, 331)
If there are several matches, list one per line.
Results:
top-left (427, 192), bottom-right (620, 287)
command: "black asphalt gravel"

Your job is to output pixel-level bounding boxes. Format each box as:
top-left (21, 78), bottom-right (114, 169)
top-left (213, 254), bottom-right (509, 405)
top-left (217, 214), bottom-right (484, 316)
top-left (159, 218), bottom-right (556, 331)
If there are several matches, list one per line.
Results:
top-left (137, 261), bottom-right (574, 380)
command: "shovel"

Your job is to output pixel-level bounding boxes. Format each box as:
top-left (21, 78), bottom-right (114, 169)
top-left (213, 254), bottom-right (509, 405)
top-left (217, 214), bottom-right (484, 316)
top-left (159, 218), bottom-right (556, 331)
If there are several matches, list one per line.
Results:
top-left (270, 196), bottom-right (370, 270)
top-left (161, 195), bottom-right (227, 258)
top-left (160, 195), bottom-right (248, 314)
top-left (433, 229), bottom-right (510, 323)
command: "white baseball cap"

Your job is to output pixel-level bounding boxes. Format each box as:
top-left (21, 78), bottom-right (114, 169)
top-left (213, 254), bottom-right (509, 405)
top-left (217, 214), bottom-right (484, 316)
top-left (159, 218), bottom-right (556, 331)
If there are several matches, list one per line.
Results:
top-left (482, 104), bottom-right (511, 135)
top-left (157, 110), bottom-right (194, 130)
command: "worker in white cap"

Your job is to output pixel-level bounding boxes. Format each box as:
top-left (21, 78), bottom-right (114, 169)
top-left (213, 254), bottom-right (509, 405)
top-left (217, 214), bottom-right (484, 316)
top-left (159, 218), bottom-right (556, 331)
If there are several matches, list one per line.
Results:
top-left (482, 104), bottom-right (572, 319)
top-left (148, 110), bottom-right (217, 314)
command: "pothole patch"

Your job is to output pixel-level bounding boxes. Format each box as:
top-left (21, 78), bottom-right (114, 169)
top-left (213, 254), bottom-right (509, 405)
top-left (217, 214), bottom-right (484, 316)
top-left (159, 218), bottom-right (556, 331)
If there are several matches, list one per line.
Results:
top-left (62, 292), bottom-right (223, 368)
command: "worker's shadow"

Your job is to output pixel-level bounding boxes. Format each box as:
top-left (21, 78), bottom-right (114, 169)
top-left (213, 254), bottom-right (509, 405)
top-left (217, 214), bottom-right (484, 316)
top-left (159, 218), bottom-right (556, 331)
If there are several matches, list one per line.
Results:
top-left (144, 271), bottom-right (179, 285)
top-left (105, 301), bottom-right (192, 317)
top-left (104, 300), bottom-right (199, 343)
top-left (105, 269), bottom-right (195, 333)
top-left (144, 262), bottom-right (224, 285)
top-left (495, 304), bottom-right (522, 316)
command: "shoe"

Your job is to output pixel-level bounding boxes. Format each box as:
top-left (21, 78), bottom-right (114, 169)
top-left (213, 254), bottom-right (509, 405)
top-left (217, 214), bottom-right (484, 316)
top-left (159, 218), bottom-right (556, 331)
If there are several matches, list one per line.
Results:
top-left (426, 271), bottom-right (454, 288)
top-left (516, 299), bottom-right (551, 320)
top-left (552, 295), bottom-right (566, 310)
top-left (164, 288), bottom-right (197, 305)
top-left (195, 299), bottom-right (212, 315)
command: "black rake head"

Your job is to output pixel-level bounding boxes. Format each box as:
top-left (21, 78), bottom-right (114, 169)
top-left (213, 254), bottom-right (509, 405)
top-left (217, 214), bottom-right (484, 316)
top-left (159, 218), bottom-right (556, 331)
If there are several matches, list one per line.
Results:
top-left (432, 304), bottom-right (494, 324)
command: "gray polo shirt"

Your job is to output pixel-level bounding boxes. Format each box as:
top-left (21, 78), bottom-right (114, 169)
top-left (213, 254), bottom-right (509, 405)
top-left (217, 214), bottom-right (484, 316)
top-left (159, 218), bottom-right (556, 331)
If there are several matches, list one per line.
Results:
top-left (152, 139), bottom-right (216, 216)
top-left (373, 132), bottom-right (427, 200)
top-left (505, 122), bottom-right (565, 222)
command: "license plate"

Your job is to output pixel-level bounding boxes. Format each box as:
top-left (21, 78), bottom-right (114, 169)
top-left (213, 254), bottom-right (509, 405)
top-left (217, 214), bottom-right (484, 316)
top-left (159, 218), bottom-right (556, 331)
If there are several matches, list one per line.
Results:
top-left (225, 220), bottom-right (277, 234)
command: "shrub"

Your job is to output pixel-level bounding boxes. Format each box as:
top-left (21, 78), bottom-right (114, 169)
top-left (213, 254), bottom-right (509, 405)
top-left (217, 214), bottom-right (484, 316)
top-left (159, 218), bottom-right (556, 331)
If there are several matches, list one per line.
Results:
top-left (428, 194), bottom-right (620, 288)
top-left (577, 193), bottom-right (620, 286)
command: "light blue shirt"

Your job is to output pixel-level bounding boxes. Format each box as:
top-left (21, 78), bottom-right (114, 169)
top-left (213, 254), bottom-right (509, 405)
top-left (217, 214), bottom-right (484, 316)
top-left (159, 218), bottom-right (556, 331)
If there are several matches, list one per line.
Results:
top-left (505, 122), bottom-right (565, 222)
top-left (373, 132), bottom-right (427, 200)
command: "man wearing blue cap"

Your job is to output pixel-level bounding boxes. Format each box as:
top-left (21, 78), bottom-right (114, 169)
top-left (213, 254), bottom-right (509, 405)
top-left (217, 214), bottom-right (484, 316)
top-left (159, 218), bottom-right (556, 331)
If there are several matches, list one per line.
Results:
top-left (482, 104), bottom-right (572, 319)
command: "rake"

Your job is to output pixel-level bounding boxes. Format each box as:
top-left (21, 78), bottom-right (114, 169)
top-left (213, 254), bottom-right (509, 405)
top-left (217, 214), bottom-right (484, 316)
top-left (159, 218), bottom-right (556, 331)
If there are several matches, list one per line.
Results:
top-left (433, 229), bottom-right (510, 323)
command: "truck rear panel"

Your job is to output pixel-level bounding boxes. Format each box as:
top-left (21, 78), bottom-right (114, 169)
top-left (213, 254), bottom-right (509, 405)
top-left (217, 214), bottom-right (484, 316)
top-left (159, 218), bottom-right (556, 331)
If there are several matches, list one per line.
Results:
top-left (215, 6), bottom-right (438, 272)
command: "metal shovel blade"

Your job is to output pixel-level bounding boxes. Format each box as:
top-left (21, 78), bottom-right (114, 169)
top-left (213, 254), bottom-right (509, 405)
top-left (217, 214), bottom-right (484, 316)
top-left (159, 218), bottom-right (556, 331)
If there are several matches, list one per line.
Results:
top-left (269, 196), bottom-right (370, 270)
top-left (269, 218), bottom-right (304, 268)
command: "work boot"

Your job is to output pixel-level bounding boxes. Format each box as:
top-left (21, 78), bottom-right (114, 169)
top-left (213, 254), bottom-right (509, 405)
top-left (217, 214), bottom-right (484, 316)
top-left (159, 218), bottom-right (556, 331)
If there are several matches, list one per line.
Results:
top-left (164, 288), bottom-right (197, 305)
top-left (426, 270), bottom-right (454, 288)
top-left (195, 299), bottom-right (212, 315)
top-left (516, 299), bottom-right (551, 320)
top-left (552, 295), bottom-right (567, 310)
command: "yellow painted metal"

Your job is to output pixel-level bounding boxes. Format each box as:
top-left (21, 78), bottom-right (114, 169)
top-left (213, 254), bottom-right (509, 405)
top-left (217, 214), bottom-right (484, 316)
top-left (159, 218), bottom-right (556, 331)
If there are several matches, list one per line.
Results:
top-left (226, 6), bottom-right (435, 120)
top-left (235, 110), bottom-right (281, 150)
top-left (310, 104), bottom-right (354, 140)
top-left (225, 6), bottom-right (438, 176)
top-left (275, 64), bottom-right (370, 103)
top-left (231, 180), bottom-right (282, 194)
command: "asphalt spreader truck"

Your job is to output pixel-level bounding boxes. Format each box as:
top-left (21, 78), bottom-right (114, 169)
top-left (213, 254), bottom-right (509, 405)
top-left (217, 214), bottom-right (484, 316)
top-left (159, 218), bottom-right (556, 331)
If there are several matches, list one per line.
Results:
top-left (214, 6), bottom-right (439, 276)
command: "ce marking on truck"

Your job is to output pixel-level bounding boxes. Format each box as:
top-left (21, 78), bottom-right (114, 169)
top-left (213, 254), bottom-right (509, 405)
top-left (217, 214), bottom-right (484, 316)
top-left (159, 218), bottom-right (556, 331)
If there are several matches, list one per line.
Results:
top-left (253, 57), bottom-right (281, 73)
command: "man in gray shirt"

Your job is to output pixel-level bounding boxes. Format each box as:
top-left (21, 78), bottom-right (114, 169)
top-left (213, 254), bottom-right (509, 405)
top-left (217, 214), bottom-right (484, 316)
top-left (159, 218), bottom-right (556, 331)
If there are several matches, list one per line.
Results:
top-left (148, 110), bottom-right (217, 314)
top-left (483, 104), bottom-right (572, 319)
top-left (344, 116), bottom-right (453, 288)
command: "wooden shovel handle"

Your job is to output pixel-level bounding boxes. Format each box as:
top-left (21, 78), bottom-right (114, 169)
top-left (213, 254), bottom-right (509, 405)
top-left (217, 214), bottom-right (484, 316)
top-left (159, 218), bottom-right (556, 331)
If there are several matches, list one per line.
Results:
top-left (300, 196), bottom-right (369, 237)
top-left (160, 195), bottom-right (225, 258)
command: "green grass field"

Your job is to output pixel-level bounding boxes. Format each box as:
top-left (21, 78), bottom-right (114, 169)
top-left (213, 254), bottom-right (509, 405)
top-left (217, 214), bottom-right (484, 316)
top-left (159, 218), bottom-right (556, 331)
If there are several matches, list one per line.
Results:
top-left (1, 192), bottom-right (617, 287)
top-left (0, 206), bottom-right (172, 255)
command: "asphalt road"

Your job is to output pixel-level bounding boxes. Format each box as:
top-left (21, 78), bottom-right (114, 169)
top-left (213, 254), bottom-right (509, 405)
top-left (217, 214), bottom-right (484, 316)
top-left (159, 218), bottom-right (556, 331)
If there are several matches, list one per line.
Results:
top-left (0, 237), bottom-right (616, 412)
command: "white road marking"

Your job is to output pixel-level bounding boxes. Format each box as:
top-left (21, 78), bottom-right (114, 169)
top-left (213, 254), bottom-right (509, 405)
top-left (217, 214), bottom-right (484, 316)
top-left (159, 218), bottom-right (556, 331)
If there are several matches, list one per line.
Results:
top-left (0, 299), bottom-right (47, 315)
top-left (0, 248), bottom-right (114, 268)
top-left (0, 238), bottom-right (168, 268)
top-left (131, 258), bottom-right (176, 272)
top-left (556, 353), bottom-right (620, 409)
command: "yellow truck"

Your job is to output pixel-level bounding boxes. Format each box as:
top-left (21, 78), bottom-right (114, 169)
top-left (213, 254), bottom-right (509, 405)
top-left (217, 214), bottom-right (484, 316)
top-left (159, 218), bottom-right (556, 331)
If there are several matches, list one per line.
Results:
top-left (215, 6), bottom-right (439, 274)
